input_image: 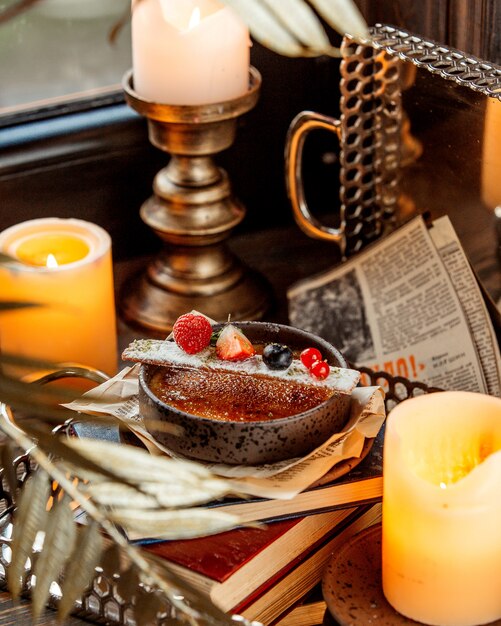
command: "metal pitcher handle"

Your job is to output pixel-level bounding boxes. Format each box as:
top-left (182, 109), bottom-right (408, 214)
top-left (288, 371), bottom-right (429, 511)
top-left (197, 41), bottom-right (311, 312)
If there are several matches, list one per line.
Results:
top-left (285, 110), bottom-right (344, 246)
top-left (28, 365), bottom-right (110, 388)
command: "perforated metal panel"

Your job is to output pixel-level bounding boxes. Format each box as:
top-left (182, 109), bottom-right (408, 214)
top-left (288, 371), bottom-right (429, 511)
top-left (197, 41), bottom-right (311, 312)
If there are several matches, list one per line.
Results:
top-left (339, 33), bottom-right (402, 254)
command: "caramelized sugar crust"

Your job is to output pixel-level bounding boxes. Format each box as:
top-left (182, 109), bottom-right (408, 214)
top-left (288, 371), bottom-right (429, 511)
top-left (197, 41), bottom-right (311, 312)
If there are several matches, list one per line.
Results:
top-left (149, 365), bottom-right (333, 422)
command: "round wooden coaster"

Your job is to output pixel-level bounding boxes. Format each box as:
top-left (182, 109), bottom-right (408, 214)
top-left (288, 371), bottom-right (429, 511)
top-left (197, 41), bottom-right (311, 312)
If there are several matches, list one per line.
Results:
top-left (323, 525), bottom-right (416, 626)
top-left (322, 525), bottom-right (501, 626)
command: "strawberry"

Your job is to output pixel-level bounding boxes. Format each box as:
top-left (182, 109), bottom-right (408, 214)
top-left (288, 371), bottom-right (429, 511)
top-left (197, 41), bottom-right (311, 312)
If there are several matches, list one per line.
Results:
top-left (215, 323), bottom-right (256, 361)
top-left (172, 313), bottom-right (213, 354)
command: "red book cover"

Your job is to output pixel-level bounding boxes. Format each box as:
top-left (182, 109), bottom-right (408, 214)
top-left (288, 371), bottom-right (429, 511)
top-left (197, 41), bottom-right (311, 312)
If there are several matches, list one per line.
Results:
top-left (140, 507), bottom-right (360, 614)
top-left (143, 517), bottom-right (301, 583)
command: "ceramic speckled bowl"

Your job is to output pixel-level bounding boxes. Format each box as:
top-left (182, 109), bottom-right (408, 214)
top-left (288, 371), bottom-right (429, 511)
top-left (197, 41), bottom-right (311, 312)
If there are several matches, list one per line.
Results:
top-left (138, 321), bottom-right (356, 465)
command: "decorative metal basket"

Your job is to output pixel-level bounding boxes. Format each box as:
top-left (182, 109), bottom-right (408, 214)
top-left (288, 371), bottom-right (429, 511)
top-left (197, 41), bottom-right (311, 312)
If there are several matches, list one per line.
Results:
top-left (0, 364), bottom-right (438, 626)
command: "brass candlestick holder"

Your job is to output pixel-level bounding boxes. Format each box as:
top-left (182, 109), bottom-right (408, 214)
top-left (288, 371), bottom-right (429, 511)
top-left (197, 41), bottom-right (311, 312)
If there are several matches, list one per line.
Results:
top-left (120, 68), bottom-right (271, 334)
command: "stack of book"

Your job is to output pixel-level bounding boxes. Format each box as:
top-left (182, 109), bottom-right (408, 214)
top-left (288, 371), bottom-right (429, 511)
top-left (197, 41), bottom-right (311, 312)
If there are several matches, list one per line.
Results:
top-left (142, 448), bottom-right (384, 625)
top-left (144, 504), bottom-right (380, 624)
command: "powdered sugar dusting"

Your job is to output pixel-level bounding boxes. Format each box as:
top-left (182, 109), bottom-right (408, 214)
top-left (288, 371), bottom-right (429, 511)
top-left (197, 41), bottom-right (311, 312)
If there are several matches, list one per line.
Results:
top-left (122, 339), bottom-right (360, 393)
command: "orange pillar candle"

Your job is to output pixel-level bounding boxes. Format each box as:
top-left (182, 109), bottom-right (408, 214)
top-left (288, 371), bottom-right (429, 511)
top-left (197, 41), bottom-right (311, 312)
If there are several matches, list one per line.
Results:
top-left (382, 391), bottom-right (501, 626)
top-left (0, 218), bottom-right (117, 375)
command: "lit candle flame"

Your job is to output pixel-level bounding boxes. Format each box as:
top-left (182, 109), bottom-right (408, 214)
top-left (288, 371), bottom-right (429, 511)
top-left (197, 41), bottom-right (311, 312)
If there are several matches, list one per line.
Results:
top-left (188, 7), bottom-right (201, 30)
top-left (46, 253), bottom-right (58, 269)
top-left (439, 482), bottom-right (447, 489)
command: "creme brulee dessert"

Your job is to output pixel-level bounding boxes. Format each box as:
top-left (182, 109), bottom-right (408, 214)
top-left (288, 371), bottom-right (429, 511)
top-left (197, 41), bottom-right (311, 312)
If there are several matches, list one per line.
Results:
top-left (122, 315), bottom-right (360, 423)
top-left (147, 364), bottom-right (333, 421)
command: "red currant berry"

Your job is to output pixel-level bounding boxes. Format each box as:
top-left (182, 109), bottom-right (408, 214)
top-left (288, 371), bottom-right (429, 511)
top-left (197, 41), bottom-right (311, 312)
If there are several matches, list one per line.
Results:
top-left (310, 360), bottom-right (330, 380)
top-left (300, 347), bottom-right (322, 369)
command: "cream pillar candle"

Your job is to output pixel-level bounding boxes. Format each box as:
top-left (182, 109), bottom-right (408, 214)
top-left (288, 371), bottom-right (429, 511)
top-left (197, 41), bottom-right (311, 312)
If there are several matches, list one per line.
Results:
top-left (131, 0), bottom-right (250, 105)
top-left (382, 391), bottom-right (501, 626)
top-left (0, 218), bottom-right (117, 376)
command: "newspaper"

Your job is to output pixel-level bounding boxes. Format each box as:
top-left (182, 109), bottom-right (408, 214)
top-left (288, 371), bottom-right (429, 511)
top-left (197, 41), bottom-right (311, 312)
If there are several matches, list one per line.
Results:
top-left (288, 215), bottom-right (501, 396)
top-left (64, 369), bottom-right (385, 500)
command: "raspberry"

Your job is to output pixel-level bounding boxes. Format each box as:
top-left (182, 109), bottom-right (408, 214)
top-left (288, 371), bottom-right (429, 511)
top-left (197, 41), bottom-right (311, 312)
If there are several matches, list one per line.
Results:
top-left (172, 313), bottom-right (212, 354)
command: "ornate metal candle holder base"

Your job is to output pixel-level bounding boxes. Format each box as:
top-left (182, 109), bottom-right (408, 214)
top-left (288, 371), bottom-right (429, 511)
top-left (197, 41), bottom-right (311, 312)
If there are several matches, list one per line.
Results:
top-left (119, 68), bottom-right (271, 334)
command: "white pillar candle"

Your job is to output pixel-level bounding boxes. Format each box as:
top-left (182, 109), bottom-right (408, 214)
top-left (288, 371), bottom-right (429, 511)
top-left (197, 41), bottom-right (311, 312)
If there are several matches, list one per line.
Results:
top-left (131, 0), bottom-right (250, 105)
top-left (0, 218), bottom-right (117, 376)
top-left (382, 391), bottom-right (501, 626)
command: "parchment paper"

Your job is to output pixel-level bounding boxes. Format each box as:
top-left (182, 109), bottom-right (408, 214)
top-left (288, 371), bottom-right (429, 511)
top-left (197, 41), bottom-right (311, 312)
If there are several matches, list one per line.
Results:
top-left (65, 366), bottom-right (385, 500)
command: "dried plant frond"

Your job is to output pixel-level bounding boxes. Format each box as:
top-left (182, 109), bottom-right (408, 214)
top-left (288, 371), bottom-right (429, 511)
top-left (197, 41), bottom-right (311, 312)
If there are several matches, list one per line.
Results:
top-left (109, 4), bottom-right (131, 44)
top-left (0, 252), bottom-right (22, 265)
top-left (108, 508), bottom-right (244, 541)
top-left (7, 469), bottom-right (51, 600)
top-left (32, 494), bottom-right (77, 620)
top-left (114, 564), bottom-right (141, 600)
top-left (86, 480), bottom-right (231, 509)
top-left (141, 550), bottom-right (244, 626)
top-left (58, 520), bottom-right (104, 621)
top-left (100, 542), bottom-right (124, 578)
top-left (222, 0), bottom-right (369, 57)
top-left (120, 0), bottom-right (368, 57)
top-left (0, 409), bottom-right (255, 626)
top-left (260, 0), bottom-right (331, 48)
top-left (66, 437), bottom-right (227, 486)
top-left (21, 424), bottom-right (127, 485)
top-left (134, 588), bottom-right (168, 626)
top-left (309, 0), bottom-right (368, 41)
top-left (223, 0), bottom-right (315, 57)
top-left (0, 0), bottom-right (43, 24)
top-left (0, 443), bottom-right (19, 501)
top-left (0, 301), bottom-right (42, 312)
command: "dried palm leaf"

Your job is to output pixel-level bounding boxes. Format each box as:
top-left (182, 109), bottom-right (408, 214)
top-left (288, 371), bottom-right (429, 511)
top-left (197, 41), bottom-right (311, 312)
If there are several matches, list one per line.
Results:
top-left (7, 469), bottom-right (51, 600)
top-left (0, 0), bottom-right (43, 24)
top-left (223, 0), bottom-right (319, 57)
top-left (0, 413), bottom-right (255, 626)
top-left (100, 542), bottom-right (124, 578)
top-left (109, 4), bottom-right (131, 44)
top-left (32, 494), bottom-right (77, 620)
top-left (310, 0), bottom-right (368, 40)
top-left (133, 589), bottom-right (167, 626)
top-left (0, 368), bottom-right (251, 625)
top-left (20, 424), bottom-right (127, 485)
top-left (66, 438), bottom-right (230, 486)
top-left (108, 508), bottom-right (243, 540)
top-left (58, 520), bottom-right (103, 621)
top-left (0, 252), bottom-right (21, 265)
top-left (141, 550), bottom-right (243, 626)
top-left (0, 442), bottom-right (19, 500)
top-left (118, 0), bottom-right (368, 57)
top-left (0, 356), bottom-right (114, 430)
top-left (115, 564), bottom-right (141, 601)
top-left (86, 480), bottom-right (231, 509)
top-left (0, 301), bottom-right (42, 311)
top-left (260, 0), bottom-right (330, 48)
top-left (222, 0), bottom-right (368, 57)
